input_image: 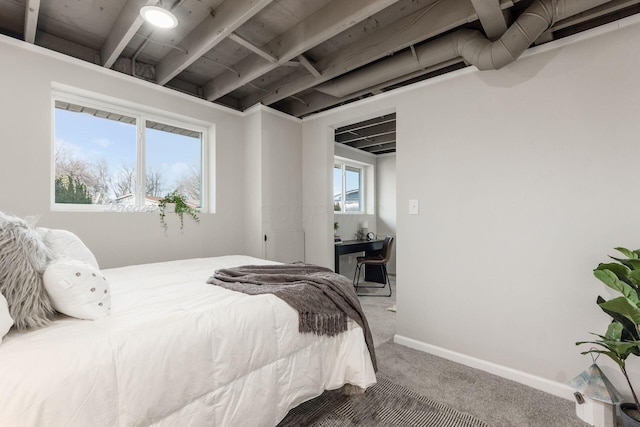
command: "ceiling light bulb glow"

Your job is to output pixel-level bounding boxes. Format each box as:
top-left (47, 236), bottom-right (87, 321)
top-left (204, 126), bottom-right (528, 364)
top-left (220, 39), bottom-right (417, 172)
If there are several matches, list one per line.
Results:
top-left (140, 6), bottom-right (178, 29)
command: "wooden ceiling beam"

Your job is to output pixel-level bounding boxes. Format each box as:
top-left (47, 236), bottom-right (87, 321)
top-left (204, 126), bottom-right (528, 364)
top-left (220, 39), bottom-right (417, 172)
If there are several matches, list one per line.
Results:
top-left (202, 0), bottom-right (400, 102)
top-left (339, 134), bottom-right (396, 147)
top-left (335, 121), bottom-right (396, 143)
top-left (228, 32), bottom-right (278, 63)
top-left (24, 0), bottom-right (40, 44)
top-left (155, 0), bottom-right (275, 86)
top-left (241, 0), bottom-right (517, 108)
top-left (101, 0), bottom-right (158, 68)
top-left (297, 55), bottom-right (321, 78)
top-left (336, 115), bottom-right (395, 135)
top-left (363, 142), bottom-right (396, 153)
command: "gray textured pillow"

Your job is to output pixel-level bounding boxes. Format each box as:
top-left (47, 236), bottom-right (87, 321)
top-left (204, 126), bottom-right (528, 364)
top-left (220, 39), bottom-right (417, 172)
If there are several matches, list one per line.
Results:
top-left (0, 212), bottom-right (56, 329)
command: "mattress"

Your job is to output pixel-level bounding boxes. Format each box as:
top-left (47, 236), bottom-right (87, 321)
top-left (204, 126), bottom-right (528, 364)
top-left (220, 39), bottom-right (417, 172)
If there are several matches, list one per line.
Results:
top-left (0, 255), bottom-right (376, 426)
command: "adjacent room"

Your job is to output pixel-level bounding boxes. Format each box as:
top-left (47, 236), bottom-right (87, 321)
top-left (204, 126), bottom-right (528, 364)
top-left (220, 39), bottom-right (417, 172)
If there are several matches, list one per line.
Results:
top-left (1, 0), bottom-right (640, 426)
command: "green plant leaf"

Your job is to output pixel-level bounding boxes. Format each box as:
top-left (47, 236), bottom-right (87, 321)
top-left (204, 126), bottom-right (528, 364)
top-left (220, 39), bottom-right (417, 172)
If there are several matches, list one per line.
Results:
top-left (611, 256), bottom-right (639, 270)
top-left (599, 296), bottom-right (640, 325)
top-left (594, 269), bottom-right (640, 305)
top-left (597, 296), bottom-right (640, 340)
top-left (628, 269), bottom-right (640, 289)
top-left (596, 262), bottom-right (631, 277)
top-left (605, 321), bottom-right (623, 340)
top-left (616, 247), bottom-right (639, 260)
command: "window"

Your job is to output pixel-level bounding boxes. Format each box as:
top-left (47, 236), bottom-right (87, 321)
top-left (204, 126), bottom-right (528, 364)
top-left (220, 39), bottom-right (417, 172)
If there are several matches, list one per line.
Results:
top-left (334, 160), bottom-right (363, 213)
top-left (52, 94), bottom-right (207, 211)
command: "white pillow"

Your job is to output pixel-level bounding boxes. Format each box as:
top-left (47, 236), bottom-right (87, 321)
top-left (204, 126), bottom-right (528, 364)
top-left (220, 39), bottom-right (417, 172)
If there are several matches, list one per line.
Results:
top-left (0, 293), bottom-right (14, 344)
top-left (37, 228), bottom-right (99, 269)
top-left (43, 258), bottom-right (111, 320)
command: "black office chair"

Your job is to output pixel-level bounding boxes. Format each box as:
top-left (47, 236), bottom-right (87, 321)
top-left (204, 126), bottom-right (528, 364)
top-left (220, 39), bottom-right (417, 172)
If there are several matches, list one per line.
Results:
top-left (353, 236), bottom-right (394, 297)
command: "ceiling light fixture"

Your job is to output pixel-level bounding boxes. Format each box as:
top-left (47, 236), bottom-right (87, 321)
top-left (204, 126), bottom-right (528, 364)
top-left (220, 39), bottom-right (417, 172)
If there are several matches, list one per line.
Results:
top-left (140, 5), bottom-right (178, 29)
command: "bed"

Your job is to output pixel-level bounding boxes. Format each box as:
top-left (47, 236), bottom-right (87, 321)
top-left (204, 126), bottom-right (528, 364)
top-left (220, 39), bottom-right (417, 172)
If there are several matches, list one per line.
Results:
top-left (0, 255), bottom-right (377, 426)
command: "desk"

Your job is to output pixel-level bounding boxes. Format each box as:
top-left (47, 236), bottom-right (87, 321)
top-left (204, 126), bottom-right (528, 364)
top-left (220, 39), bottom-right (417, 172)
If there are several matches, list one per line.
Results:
top-left (334, 239), bottom-right (385, 283)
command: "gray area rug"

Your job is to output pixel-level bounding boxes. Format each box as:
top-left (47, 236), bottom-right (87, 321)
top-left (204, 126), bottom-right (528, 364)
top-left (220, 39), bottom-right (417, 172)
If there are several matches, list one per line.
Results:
top-left (277, 376), bottom-right (490, 427)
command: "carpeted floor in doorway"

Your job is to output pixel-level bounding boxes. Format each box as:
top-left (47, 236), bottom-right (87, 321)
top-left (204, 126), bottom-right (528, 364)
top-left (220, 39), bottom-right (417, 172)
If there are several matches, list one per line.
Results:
top-left (277, 375), bottom-right (490, 427)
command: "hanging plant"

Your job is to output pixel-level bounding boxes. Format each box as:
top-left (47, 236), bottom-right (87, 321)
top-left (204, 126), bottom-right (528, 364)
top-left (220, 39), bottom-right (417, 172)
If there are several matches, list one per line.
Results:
top-left (157, 191), bottom-right (200, 232)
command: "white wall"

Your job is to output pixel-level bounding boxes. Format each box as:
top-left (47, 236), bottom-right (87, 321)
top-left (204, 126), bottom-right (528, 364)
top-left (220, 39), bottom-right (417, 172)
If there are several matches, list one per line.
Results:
top-left (260, 108), bottom-right (304, 262)
top-left (243, 108), bottom-right (263, 259)
top-left (0, 35), bottom-right (247, 268)
top-left (302, 16), bottom-right (640, 401)
top-left (243, 105), bottom-right (304, 262)
top-left (376, 154), bottom-right (396, 274)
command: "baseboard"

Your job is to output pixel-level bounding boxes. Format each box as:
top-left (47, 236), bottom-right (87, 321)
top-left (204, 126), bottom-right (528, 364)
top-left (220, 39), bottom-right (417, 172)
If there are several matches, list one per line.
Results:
top-left (393, 335), bottom-right (575, 401)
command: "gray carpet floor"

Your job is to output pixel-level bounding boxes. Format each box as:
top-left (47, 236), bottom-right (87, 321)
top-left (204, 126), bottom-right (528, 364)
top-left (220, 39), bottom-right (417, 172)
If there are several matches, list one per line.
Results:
top-left (357, 276), bottom-right (590, 427)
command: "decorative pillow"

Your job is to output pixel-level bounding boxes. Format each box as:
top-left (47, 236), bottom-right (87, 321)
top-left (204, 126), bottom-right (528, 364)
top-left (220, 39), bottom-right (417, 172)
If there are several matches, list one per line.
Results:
top-left (0, 293), bottom-right (14, 345)
top-left (43, 257), bottom-right (111, 320)
top-left (0, 212), bottom-right (56, 330)
top-left (37, 228), bottom-right (99, 269)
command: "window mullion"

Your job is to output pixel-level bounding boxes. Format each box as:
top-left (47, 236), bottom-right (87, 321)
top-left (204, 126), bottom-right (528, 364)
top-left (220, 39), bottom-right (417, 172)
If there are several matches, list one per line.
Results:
top-left (136, 116), bottom-right (146, 208)
top-left (341, 164), bottom-right (346, 213)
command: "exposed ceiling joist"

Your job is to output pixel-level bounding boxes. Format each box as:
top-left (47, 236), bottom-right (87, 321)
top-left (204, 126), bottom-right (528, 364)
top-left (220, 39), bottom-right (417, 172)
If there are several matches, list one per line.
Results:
top-left (23, 0), bottom-right (40, 44)
top-left (336, 129), bottom-right (395, 145)
top-left (470, 0), bottom-right (509, 40)
top-left (241, 0), bottom-right (479, 108)
top-left (297, 55), bottom-right (321, 78)
top-left (203, 0), bottom-right (400, 102)
top-left (288, 58), bottom-right (464, 117)
top-left (348, 134), bottom-right (396, 149)
top-left (335, 112), bottom-right (396, 154)
top-left (155, 0), bottom-right (274, 86)
top-left (336, 115), bottom-right (396, 135)
top-left (228, 32), bottom-right (277, 63)
top-left (102, 0), bottom-right (156, 68)
top-left (365, 143), bottom-right (396, 153)
top-left (4, 0), bottom-right (638, 120)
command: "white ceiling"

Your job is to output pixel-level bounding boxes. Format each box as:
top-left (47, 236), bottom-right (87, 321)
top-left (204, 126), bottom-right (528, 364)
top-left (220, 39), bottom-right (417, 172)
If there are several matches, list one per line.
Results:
top-left (1, 0), bottom-right (638, 118)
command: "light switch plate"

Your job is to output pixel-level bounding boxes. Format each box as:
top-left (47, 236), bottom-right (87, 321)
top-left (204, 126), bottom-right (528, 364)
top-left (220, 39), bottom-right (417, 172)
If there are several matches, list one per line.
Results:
top-left (409, 199), bottom-right (419, 215)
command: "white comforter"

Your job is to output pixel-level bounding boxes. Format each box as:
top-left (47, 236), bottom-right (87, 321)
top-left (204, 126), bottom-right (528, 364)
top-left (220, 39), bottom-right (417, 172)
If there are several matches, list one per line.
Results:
top-left (0, 255), bottom-right (376, 427)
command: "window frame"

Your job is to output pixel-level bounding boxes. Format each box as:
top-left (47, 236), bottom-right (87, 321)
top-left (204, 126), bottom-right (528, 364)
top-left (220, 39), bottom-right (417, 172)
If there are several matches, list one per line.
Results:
top-left (51, 91), bottom-right (211, 213)
top-left (333, 157), bottom-right (365, 214)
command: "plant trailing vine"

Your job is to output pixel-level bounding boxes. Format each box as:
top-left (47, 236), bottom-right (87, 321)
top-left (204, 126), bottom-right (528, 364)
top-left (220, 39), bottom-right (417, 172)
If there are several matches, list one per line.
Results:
top-left (157, 191), bottom-right (200, 233)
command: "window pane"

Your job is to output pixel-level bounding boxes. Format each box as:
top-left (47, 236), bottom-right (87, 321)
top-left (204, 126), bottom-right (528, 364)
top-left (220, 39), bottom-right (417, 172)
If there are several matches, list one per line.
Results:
top-left (145, 121), bottom-right (202, 208)
top-left (345, 166), bottom-right (361, 212)
top-left (333, 165), bottom-right (343, 212)
top-left (54, 102), bottom-right (136, 205)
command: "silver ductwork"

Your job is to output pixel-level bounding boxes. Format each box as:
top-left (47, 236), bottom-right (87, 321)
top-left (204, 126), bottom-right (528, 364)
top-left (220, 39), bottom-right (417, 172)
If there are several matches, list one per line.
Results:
top-left (315, 0), bottom-right (613, 98)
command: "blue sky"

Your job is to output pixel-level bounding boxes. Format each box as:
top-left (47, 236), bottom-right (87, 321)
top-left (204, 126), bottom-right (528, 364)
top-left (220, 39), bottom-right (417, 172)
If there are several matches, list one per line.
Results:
top-left (55, 109), bottom-right (200, 198)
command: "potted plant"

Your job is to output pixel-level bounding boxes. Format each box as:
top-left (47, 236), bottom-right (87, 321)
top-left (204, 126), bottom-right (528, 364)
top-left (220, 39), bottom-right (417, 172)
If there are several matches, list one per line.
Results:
top-left (334, 221), bottom-right (341, 242)
top-left (577, 247), bottom-right (640, 426)
top-left (157, 191), bottom-right (200, 232)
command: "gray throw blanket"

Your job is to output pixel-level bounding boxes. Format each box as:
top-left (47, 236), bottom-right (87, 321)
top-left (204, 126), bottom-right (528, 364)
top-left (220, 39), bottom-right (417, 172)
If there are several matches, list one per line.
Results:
top-left (207, 263), bottom-right (377, 372)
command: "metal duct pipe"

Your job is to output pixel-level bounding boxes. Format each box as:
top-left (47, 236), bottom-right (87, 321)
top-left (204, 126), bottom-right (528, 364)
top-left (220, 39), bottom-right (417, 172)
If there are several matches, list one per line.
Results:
top-left (315, 0), bottom-right (613, 98)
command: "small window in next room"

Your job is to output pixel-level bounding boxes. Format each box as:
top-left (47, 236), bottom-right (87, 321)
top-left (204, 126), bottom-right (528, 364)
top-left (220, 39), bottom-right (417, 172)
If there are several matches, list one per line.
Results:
top-left (52, 94), bottom-right (208, 211)
top-left (334, 161), bottom-right (364, 213)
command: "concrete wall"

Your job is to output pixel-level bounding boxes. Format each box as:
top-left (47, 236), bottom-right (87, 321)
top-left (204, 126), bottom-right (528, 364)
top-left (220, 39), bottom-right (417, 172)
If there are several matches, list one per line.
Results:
top-left (301, 16), bottom-right (640, 401)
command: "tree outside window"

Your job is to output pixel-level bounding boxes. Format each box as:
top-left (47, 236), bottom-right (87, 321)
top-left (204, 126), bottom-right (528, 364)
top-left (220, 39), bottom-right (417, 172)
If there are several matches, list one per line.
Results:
top-left (53, 98), bottom-right (204, 210)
